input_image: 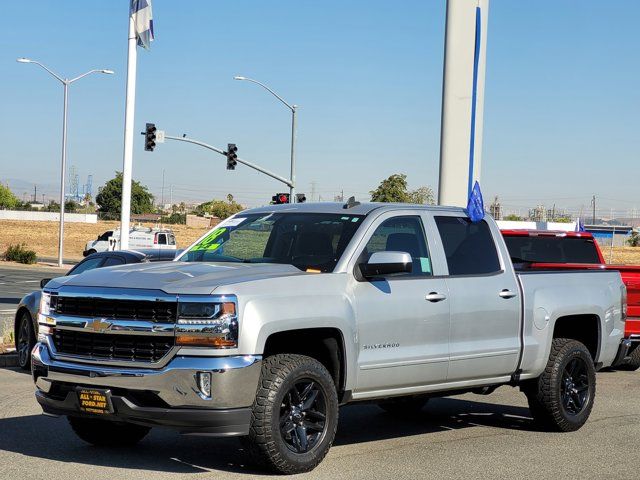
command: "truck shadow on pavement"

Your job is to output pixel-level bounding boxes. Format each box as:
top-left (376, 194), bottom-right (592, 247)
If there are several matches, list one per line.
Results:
top-left (0, 396), bottom-right (535, 476)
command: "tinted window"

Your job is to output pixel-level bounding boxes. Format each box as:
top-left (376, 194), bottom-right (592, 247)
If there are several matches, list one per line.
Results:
top-left (157, 234), bottom-right (167, 245)
top-left (181, 213), bottom-right (364, 273)
top-left (69, 257), bottom-right (104, 275)
top-left (434, 216), bottom-right (500, 275)
top-left (97, 231), bottom-right (113, 241)
top-left (102, 256), bottom-right (126, 267)
top-left (362, 216), bottom-right (431, 276)
top-left (503, 236), bottom-right (601, 264)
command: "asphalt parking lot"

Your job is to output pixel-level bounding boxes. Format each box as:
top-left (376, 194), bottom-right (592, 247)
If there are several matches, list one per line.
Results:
top-left (1, 364), bottom-right (639, 480)
top-left (0, 263), bottom-right (68, 338)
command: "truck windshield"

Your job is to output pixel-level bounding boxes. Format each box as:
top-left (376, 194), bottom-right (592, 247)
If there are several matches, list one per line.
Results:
top-left (179, 212), bottom-right (364, 272)
top-left (503, 235), bottom-right (601, 264)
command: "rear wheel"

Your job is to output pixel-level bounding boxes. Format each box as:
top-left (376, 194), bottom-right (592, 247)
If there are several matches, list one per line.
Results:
top-left (68, 416), bottom-right (150, 447)
top-left (243, 354), bottom-right (338, 474)
top-left (16, 311), bottom-right (35, 370)
top-left (377, 396), bottom-right (429, 415)
top-left (617, 345), bottom-right (640, 371)
top-left (524, 338), bottom-right (596, 432)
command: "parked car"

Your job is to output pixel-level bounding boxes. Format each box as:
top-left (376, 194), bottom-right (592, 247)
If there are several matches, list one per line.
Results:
top-left (33, 203), bottom-right (626, 474)
top-left (501, 229), bottom-right (640, 370)
top-left (83, 226), bottom-right (176, 256)
top-left (14, 248), bottom-right (180, 370)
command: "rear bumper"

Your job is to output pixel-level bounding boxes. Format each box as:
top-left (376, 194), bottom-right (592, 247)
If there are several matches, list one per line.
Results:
top-left (31, 343), bottom-right (262, 436)
top-left (613, 339), bottom-right (634, 367)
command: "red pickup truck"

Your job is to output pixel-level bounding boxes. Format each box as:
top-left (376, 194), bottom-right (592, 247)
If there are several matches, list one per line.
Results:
top-left (501, 229), bottom-right (640, 370)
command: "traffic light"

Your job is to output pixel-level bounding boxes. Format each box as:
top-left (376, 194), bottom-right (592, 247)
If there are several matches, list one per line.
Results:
top-left (271, 193), bottom-right (290, 204)
top-left (144, 123), bottom-right (157, 151)
top-left (226, 143), bottom-right (238, 170)
top-left (296, 193), bottom-right (307, 203)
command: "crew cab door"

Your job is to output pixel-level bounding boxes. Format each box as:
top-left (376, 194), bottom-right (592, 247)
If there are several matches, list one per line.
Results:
top-left (429, 214), bottom-right (521, 381)
top-left (351, 212), bottom-right (450, 394)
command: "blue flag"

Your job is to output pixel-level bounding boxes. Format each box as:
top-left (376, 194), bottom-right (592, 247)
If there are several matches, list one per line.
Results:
top-left (131, 0), bottom-right (154, 49)
top-left (575, 217), bottom-right (585, 232)
top-left (466, 181), bottom-right (485, 223)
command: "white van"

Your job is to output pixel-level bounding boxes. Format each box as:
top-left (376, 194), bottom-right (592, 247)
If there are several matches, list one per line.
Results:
top-left (83, 226), bottom-right (177, 256)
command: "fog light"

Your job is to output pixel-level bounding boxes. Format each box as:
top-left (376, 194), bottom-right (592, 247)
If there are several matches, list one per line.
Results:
top-left (196, 372), bottom-right (212, 399)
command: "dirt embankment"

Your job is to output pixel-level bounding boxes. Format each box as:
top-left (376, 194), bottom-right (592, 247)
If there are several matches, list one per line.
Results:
top-left (0, 220), bottom-right (209, 261)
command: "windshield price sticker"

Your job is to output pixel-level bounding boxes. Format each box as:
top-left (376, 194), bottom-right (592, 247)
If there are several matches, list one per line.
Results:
top-left (191, 228), bottom-right (227, 252)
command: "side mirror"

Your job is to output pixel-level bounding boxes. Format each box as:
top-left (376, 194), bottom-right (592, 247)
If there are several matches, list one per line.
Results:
top-left (40, 278), bottom-right (52, 289)
top-left (359, 251), bottom-right (412, 279)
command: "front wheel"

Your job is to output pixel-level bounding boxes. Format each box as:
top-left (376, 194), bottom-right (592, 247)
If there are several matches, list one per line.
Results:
top-left (243, 354), bottom-right (339, 475)
top-left (524, 338), bottom-right (596, 432)
top-left (68, 416), bottom-right (150, 447)
top-left (16, 311), bottom-right (35, 370)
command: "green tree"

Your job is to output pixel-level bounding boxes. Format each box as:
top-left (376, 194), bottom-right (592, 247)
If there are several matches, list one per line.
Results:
top-left (96, 172), bottom-right (154, 216)
top-left (370, 174), bottom-right (434, 204)
top-left (0, 184), bottom-right (19, 209)
top-left (503, 214), bottom-right (523, 221)
top-left (195, 196), bottom-right (244, 219)
top-left (628, 231), bottom-right (640, 247)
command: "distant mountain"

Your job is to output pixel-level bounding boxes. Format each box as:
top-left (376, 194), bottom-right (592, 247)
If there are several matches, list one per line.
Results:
top-left (1, 178), bottom-right (60, 201)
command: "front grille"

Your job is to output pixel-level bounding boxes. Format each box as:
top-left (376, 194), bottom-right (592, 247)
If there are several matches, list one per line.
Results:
top-left (54, 296), bottom-right (177, 322)
top-left (52, 330), bottom-right (173, 363)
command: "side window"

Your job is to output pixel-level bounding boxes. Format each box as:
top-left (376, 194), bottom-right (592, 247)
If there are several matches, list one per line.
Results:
top-left (98, 231), bottom-right (113, 241)
top-left (102, 256), bottom-right (125, 267)
top-left (157, 234), bottom-right (167, 245)
top-left (69, 257), bottom-right (104, 275)
top-left (362, 216), bottom-right (432, 276)
top-left (168, 234), bottom-right (176, 245)
top-left (434, 216), bottom-right (500, 275)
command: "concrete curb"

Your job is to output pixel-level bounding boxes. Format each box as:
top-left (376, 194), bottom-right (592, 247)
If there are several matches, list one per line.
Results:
top-left (0, 354), bottom-right (18, 368)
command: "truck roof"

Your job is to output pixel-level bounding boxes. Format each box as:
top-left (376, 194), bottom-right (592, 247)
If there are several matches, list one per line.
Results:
top-left (501, 229), bottom-right (594, 239)
top-left (241, 202), bottom-right (467, 216)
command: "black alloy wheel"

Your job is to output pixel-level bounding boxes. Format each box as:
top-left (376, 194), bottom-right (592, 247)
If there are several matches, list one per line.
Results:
top-left (560, 358), bottom-right (591, 416)
top-left (17, 312), bottom-right (35, 370)
top-left (279, 379), bottom-right (328, 454)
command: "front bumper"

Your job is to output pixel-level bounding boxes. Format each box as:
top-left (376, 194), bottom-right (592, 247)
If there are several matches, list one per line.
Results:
top-left (31, 343), bottom-right (262, 436)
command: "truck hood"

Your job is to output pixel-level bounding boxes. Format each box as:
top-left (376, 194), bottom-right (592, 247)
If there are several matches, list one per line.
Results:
top-left (47, 261), bottom-right (305, 295)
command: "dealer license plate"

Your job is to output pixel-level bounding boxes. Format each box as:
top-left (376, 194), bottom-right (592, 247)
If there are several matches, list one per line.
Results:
top-left (77, 388), bottom-right (113, 415)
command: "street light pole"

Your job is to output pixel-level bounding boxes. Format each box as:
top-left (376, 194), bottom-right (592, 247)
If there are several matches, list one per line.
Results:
top-left (234, 76), bottom-right (297, 202)
top-left (17, 58), bottom-right (113, 267)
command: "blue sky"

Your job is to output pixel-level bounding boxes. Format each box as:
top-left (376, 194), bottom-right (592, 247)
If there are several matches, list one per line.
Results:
top-left (0, 1), bottom-right (638, 216)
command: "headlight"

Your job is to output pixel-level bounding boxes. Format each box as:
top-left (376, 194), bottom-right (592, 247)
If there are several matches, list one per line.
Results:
top-left (39, 292), bottom-right (51, 316)
top-left (176, 301), bottom-right (238, 348)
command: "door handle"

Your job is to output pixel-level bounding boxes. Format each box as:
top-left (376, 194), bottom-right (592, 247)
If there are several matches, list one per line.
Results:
top-left (499, 289), bottom-right (517, 299)
top-left (426, 292), bottom-right (447, 302)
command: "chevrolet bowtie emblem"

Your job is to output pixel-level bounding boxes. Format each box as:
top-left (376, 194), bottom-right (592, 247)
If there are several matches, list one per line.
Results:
top-left (89, 318), bottom-right (112, 333)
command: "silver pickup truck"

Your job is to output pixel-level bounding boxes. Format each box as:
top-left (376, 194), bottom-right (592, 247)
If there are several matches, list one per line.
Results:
top-left (32, 202), bottom-right (627, 474)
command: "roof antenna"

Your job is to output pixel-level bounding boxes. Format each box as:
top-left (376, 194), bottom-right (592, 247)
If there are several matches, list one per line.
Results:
top-left (343, 196), bottom-right (360, 209)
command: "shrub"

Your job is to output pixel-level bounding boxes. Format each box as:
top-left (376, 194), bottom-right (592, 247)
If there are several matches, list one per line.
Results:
top-left (3, 244), bottom-right (37, 264)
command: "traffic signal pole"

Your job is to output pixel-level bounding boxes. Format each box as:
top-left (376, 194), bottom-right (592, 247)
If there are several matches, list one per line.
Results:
top-left (163, 135), bottom-right (294, 189)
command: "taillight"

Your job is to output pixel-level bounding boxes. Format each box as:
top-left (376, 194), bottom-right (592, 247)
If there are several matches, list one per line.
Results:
top-left (154, 234), bottom-right (158, 244)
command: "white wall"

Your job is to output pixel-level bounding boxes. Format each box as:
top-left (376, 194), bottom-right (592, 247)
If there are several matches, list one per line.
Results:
top-left (0, 210), bottom-right (97, 223)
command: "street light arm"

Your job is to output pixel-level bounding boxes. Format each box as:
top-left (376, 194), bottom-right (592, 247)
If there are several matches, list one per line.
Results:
top-left (68, 69), bottom-right (112, 84)
top-left (237, 77), bottom-right (294, 111)
top-left (28, 61), bottom-right (65, 84)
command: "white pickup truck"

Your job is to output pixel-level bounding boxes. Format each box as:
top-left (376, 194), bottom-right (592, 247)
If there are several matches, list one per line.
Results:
top-left (33, 202), bottom-right (627, 474)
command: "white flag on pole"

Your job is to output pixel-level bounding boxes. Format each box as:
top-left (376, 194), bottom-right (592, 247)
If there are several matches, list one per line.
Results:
top-left (130, 0), bottom-right (154, 49)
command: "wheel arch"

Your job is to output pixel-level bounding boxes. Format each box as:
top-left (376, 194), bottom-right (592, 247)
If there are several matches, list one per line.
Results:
top-left (263, 327), bottom-right (348, 401)
top-left (552, 314), bottom-right (601, 362)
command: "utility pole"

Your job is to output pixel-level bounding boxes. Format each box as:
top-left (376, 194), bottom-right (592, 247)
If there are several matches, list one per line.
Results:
top-left (161, 169), bottom-right (165, 209)
top-left (311, 181), bottom-right (317, 202)
top-left (33, 185), bottom-right (37, 203)
top-left (591, 195), bottom-right (596, 224)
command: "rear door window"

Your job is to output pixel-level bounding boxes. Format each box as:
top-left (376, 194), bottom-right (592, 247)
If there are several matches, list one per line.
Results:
top-left (434, 216), bottom-right (500, 275)
top-left (69, 257), bottom-right (105, 275)
top-left (102, 256), bottom-right (126, 267)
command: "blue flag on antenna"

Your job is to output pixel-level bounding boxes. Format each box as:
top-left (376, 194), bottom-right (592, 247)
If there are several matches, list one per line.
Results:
top-left (575, 217), bottom-right (585, 232)
top-left (466, 181), bottom-right (485, 223)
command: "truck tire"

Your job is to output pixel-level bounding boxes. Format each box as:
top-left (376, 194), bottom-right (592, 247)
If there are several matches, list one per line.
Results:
top-left (243, 354), bottom-right (339, 475)
top-left (377, 396), bottom-right (429, 415)
top-left (68, 416), bottom-right (150, 447)
top-left (617, 345), bottom-right (640, 371)
top-left (15, 310), bottom-right (35, 370)
top-left (524, 338), bottom-right (596, 432)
